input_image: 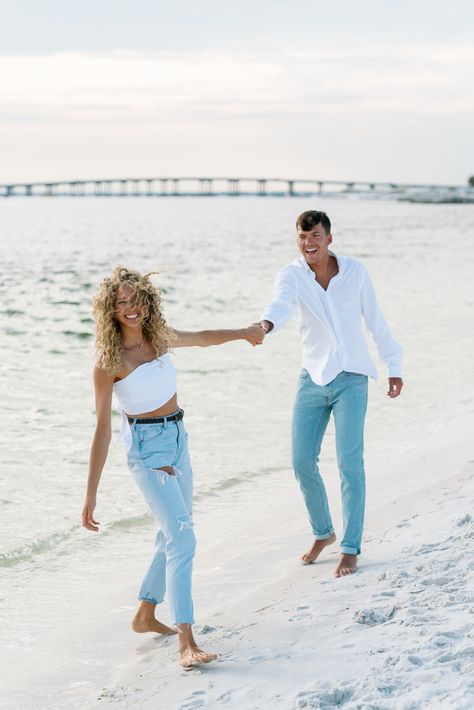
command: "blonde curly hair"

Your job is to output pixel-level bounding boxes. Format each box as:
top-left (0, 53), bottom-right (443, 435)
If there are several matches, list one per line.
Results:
top-left (93, 267), bottom-right (174, 374)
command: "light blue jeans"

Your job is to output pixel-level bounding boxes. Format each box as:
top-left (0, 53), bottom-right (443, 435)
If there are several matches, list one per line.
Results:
top-left (127, 412), bottom-right (196, 625)
top-left (292, 370), bottom-right (368, 555)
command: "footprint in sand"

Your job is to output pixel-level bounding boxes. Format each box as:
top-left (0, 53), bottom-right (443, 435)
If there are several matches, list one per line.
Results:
top-left (180, 692), bottom-right (207, 709)
top-left (353, 606), bottom-right (396, 626)
top-left (420, 575), bottom-right (452, 586)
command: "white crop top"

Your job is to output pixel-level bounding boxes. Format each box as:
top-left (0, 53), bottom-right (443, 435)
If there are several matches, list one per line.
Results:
top-left (113, 354), bottom-right (177, 452)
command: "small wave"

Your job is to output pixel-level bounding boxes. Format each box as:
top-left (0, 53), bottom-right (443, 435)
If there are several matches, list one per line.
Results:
top-left (4, 308), bottom-right (24, 317)
top-left (0, 515), bottom-right (153, 568)
top-left (52, 299), bottom-right (81, 306)
top-left (5, 328), bottom-right (26, 336)
top-left (0, 526), bottom-right (80, 568)
top-left (62, 330), bottom-right (93, 339)
top-left (106, 512), bottom-right (152, 530)
top-left (194, 465), bottom-right (286, 501)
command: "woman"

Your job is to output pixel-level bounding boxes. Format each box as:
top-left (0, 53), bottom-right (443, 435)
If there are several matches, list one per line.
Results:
top-left (82, 267), bottom-right (264, 668)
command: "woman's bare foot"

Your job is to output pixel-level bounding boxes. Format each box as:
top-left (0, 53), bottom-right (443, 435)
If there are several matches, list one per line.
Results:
top-left (132, 600), bottom-right (177, 635)
top-left (334, 553), bottom-right (358, 577)
top-left (301, 532), bottom-right (336, 564)
top-left (177, 624), bottom-right (218, 668)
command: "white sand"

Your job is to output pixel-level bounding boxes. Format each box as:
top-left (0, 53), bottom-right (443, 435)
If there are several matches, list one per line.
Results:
top-left (94, 416), bottom-right (474, 710)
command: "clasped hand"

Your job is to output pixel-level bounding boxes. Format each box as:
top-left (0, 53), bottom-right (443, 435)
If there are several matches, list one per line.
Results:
top-left (244, 323), bottom-right (266, 346)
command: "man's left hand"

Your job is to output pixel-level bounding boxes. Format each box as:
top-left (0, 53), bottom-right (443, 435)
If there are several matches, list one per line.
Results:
top-left (387, 377), bottom-right (403, 398)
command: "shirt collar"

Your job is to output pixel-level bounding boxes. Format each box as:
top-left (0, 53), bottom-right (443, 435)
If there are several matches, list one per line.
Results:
top-left (296, 250), bottom-right (341, 273)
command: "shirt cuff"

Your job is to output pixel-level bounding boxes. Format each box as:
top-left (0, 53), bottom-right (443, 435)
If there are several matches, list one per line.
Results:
top-left (260, 315), bottom-right (279, 334)
top-left (388, 366), bottom-right (403, 378)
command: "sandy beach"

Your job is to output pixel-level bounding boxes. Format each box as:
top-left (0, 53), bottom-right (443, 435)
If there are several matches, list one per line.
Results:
top-left (93, 408), bottom-right (474, 710)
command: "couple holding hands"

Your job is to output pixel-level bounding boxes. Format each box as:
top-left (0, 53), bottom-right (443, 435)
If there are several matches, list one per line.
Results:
top-left (82, 210), bottom-right (403, 668)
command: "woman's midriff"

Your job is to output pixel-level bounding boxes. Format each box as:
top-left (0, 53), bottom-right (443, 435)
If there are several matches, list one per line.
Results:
top-left (125, 393), bottom-right (179, 419)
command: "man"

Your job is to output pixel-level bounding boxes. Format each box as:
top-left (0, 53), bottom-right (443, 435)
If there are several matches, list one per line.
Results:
top-left (261, 210), bottom-right (403, 577)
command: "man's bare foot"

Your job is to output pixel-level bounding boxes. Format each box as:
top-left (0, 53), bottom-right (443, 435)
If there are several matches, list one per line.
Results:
top-left (334, 553), bottom-right (358, 577)
top-left (177, 623), bottom-right (218, 668)
top-left (301, 532), bottom-right (336, 564)
top-left (132, 600), bottom-right (177, 635)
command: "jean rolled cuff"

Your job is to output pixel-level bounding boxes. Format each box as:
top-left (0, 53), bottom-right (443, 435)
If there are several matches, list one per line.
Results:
top-left (340, 545), bottom-right (360, 555)
top-left (314, 530), bottom-right (335, 540)
top-left (138, 595), bottom-right (163, 605)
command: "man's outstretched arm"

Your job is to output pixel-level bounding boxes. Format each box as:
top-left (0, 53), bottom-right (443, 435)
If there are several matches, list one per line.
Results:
top-left (260, 267), bottom-right (298, 335)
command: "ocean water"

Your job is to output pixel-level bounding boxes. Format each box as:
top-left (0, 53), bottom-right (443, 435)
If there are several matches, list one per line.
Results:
top-left (1, 196), bottom-right (473, 708)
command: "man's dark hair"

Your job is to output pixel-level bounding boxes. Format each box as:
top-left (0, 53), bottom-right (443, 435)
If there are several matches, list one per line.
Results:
top-left (296, 210), bottom-right (331, 234)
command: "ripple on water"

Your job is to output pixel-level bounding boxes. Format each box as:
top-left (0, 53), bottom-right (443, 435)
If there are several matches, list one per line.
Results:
top-left (5, 328), bottom-right (27, 336)
top-left (4, 308), bottom-right (25, 317)
top-left (51, 299), bottom-right (81, 306)
top-left (62, 330), bottom-right (93, 339)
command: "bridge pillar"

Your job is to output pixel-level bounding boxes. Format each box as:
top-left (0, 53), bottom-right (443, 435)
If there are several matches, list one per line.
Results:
top-left (227, 179), bottom-right (240, 195)
top-left (132, 180), bottom-right (140, 196)
top-left (120, 180), bottom-right (127, 196)
top-left (318, 182), bottom-right (324, 193)
top-left (199, 179), bottom-right (213, 195)
top-left (146, 179), bottom-right (153, 196)
top-left (258, 179), bottom-right (267, 196)
top-left (288, 180), bottom-right (294, 196)
top-left (160, 179), bottom-right (168, 195)
top-left (346, 182), bottom-right (354, 192)
top-left (172, 179), bottom-right (179, 195)
top-left (25, 184), bottom-right (32, 196)
top-left (45, 184), bottom-right (53, 196)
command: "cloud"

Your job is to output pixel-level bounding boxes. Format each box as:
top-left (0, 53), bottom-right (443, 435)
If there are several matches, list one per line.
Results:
top-left (0, 46), bottom-right (473, 126)
top-left (0, 46), bottom-right (472, 183)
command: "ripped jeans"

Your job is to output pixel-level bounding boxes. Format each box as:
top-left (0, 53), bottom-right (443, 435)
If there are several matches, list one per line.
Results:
top-left (127, 413), bottom-right (196, 625)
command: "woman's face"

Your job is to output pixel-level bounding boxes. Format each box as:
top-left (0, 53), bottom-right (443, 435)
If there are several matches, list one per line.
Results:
top-left (114, 283), bottom-right (146, 330)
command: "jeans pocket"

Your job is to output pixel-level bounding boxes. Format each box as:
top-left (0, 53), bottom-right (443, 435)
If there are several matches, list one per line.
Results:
top-left (141, 424), bottom-right (166, 443)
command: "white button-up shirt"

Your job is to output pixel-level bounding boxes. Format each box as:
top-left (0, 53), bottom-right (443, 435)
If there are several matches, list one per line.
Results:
top-left (261, 253), bottom-right (403, 385)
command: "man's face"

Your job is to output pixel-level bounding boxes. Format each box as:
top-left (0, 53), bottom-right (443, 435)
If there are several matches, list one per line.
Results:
top-left (296, 224), bottom-right (332, 266)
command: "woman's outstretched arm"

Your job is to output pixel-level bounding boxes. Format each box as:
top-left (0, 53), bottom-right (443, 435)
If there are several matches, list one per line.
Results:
top-left (169, 323), bottom-right (265, 348)
top-left (82, 366), bottom-right (114, 532)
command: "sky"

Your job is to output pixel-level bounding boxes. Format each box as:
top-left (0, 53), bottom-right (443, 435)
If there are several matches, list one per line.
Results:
top-left (1, 0), bottom-right (473, 184)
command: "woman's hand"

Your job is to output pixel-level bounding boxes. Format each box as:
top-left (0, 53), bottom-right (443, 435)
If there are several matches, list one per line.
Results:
top-left (82, 497), bottom-right (100, 532)
top-left (243, 323), bottom-right (265, 346)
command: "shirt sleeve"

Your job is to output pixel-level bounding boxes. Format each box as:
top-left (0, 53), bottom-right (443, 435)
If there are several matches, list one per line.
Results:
top-left (261, 267), bottom-right (298, 333)
top-left (360, 267), bottom-right (403, 377)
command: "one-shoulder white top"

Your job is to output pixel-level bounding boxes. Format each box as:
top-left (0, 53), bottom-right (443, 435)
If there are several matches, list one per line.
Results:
top-left (113, 354), bottom-right (177, 452)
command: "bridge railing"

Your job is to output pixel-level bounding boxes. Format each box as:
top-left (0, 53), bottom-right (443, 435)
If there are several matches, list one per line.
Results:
top-left (0, 177), bottom-right (463, 198)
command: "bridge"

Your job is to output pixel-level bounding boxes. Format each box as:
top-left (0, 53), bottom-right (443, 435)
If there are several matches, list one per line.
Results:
top-left (0, 176), bottom-right (463, 198)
